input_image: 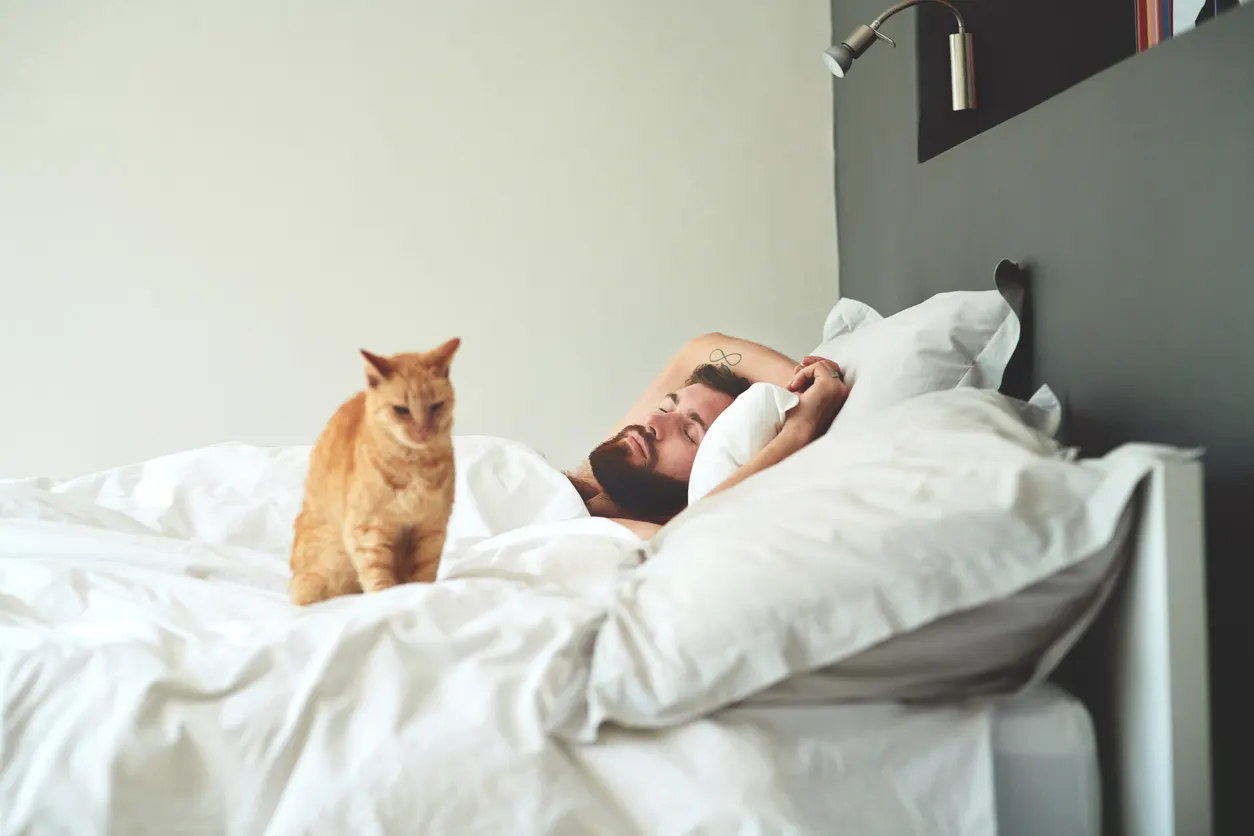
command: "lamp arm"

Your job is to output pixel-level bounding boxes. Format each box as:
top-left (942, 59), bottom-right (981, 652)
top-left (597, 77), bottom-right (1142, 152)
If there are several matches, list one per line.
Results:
top-left (872, 0), bottom-right (966, 34)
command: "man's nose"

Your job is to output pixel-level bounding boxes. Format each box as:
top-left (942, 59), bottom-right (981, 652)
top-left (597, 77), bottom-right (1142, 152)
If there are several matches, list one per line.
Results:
top-left (642, 413), bottom-right (673, 440)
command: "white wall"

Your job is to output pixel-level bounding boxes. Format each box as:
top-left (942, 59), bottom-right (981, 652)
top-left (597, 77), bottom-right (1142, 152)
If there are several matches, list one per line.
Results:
top-left (0, 0), bottom-right (836, 478)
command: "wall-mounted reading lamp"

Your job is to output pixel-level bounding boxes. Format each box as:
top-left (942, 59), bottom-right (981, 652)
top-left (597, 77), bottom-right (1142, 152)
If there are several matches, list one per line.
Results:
top-left (824, 0), bottom-right (975, 111)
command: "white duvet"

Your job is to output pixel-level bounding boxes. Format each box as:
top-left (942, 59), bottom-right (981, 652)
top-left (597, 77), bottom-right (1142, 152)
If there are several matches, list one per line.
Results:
top-left (0, 439), bottom-right (995, 835)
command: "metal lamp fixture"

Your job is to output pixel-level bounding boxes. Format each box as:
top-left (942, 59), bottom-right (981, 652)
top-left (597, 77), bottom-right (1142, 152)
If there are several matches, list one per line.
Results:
top-left (824, 0), bottom-right (975, 111)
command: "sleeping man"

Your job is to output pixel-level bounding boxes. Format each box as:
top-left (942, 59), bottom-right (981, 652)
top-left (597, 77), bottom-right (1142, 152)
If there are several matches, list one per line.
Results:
top-left (566, 333), bottom-right (851, 538)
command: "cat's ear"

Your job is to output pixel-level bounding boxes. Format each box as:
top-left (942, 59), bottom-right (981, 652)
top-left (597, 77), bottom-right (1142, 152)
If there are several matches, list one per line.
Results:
top-left (360, 349), bottom-right (393, 388)
top-left (427, 337), bottom-right (461, 377)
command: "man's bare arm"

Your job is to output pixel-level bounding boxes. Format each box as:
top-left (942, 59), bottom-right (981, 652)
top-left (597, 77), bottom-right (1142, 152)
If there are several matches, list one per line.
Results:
top-left (605, 332), bottom-right (799, 440)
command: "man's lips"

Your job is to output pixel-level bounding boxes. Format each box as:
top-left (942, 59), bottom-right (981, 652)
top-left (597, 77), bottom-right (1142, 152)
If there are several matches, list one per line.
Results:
top-left (625, 430), bottom-right (650, 463)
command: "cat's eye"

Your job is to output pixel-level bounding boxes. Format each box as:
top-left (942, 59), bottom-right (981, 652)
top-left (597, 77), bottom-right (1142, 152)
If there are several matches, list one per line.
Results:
top-left (392, 405), bottom-right (410, 417)
top-left (428, 402), bottom-right (445, 416)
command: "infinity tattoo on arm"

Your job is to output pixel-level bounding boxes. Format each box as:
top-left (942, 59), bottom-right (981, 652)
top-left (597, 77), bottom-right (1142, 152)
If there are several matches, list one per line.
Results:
top-left (709, 348), bottom-right (742, 369)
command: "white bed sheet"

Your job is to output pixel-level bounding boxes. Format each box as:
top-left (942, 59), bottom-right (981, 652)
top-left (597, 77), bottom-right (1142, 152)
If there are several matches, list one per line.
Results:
top-left (0, 440), bottom-right (999, 835)
top-left (718, 684), bottom-right (1102, 836)
top-left (567, 701), bottom-right (995, 835)
top-left (989, 683), bottom-right (1101, 836)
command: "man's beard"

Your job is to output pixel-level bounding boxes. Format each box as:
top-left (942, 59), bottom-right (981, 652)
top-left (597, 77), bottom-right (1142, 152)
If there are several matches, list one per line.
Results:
top-left (587, 426), bottom-right (689, 521)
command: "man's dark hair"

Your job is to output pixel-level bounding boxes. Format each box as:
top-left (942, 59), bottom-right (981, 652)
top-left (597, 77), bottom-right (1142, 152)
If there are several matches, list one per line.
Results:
top-left (686, 363), bottom-right (751, 400)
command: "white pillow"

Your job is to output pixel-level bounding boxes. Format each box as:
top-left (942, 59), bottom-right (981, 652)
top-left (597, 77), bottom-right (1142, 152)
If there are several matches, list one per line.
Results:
top-left (685, 284), bottom-right (1023, 503)
top-left (809, 287), bottom-right (1021, 432)
top-left (687, 382), bottom-right (798, 504)
top-left (1012, 384), bottom-right (1062, 436)
top-left (687, 379), bottom-right (1060, 508)
top-left (556, 389), bottom-right (1185, 741)
top-left (820, 297), bottom-right (882, 342)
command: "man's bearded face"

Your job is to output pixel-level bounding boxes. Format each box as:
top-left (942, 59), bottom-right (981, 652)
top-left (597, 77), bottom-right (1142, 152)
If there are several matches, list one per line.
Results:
top-left (587, 425), bottom-right (689, 520)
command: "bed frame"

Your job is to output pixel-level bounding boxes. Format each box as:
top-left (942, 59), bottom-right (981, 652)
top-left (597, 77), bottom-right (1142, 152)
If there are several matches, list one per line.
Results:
top-left (998, 260), bottom-right (1214, 836)
top-left (1070, 456), bottom-right (1214, 836)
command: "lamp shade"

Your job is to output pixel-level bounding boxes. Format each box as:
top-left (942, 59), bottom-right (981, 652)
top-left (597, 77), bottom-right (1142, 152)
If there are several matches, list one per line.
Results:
top-left (823, 44), bottom-right (854, 77)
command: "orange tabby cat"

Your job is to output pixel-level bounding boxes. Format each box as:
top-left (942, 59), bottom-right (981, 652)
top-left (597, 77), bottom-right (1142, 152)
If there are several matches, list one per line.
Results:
top-left (289, 338), bottom-right (460, 606)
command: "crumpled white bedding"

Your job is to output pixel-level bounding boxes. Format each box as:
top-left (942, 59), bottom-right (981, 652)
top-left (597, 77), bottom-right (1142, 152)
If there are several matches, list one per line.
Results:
top-left (0, 439), bottom-right (995, 835)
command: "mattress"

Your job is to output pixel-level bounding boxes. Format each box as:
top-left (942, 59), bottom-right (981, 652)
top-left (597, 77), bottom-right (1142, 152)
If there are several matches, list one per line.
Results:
top-left (712, 683), bottom-right (1099, 836)
top-left (989, 683), bottom-right (1101, 836)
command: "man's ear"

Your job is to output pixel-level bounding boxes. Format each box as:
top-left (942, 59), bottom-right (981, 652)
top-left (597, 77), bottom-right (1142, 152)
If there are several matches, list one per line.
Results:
top-left (427, 337), bottom-right (461, 377)
top-left (361, 349), bottom-right (392, 388)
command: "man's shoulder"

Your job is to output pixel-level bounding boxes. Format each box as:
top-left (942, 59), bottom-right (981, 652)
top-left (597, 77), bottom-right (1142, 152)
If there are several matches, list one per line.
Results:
top-left (564, 466), bottom-right (599, 503)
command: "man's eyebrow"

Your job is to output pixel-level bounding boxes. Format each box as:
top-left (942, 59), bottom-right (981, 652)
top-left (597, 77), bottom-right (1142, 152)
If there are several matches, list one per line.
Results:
top-left (662, 393), bottom-right (678, 408)
top-left (687, 410), bottom-right (707, 431)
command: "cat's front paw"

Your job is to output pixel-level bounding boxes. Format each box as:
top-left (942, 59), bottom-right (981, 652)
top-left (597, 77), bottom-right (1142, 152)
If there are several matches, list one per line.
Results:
top-left (359, 571), bottom-right (399, 594)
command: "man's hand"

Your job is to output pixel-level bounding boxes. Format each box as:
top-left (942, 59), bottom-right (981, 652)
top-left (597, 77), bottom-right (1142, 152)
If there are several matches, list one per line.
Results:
top-left (702, 356), bottom-right (850, 501)
top-left (785, 357), bottom-right (850, 440)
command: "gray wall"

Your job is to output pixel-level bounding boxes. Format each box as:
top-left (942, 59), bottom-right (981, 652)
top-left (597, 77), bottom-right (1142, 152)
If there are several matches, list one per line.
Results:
top-left (830, 2), bottom-right (1253, 830)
